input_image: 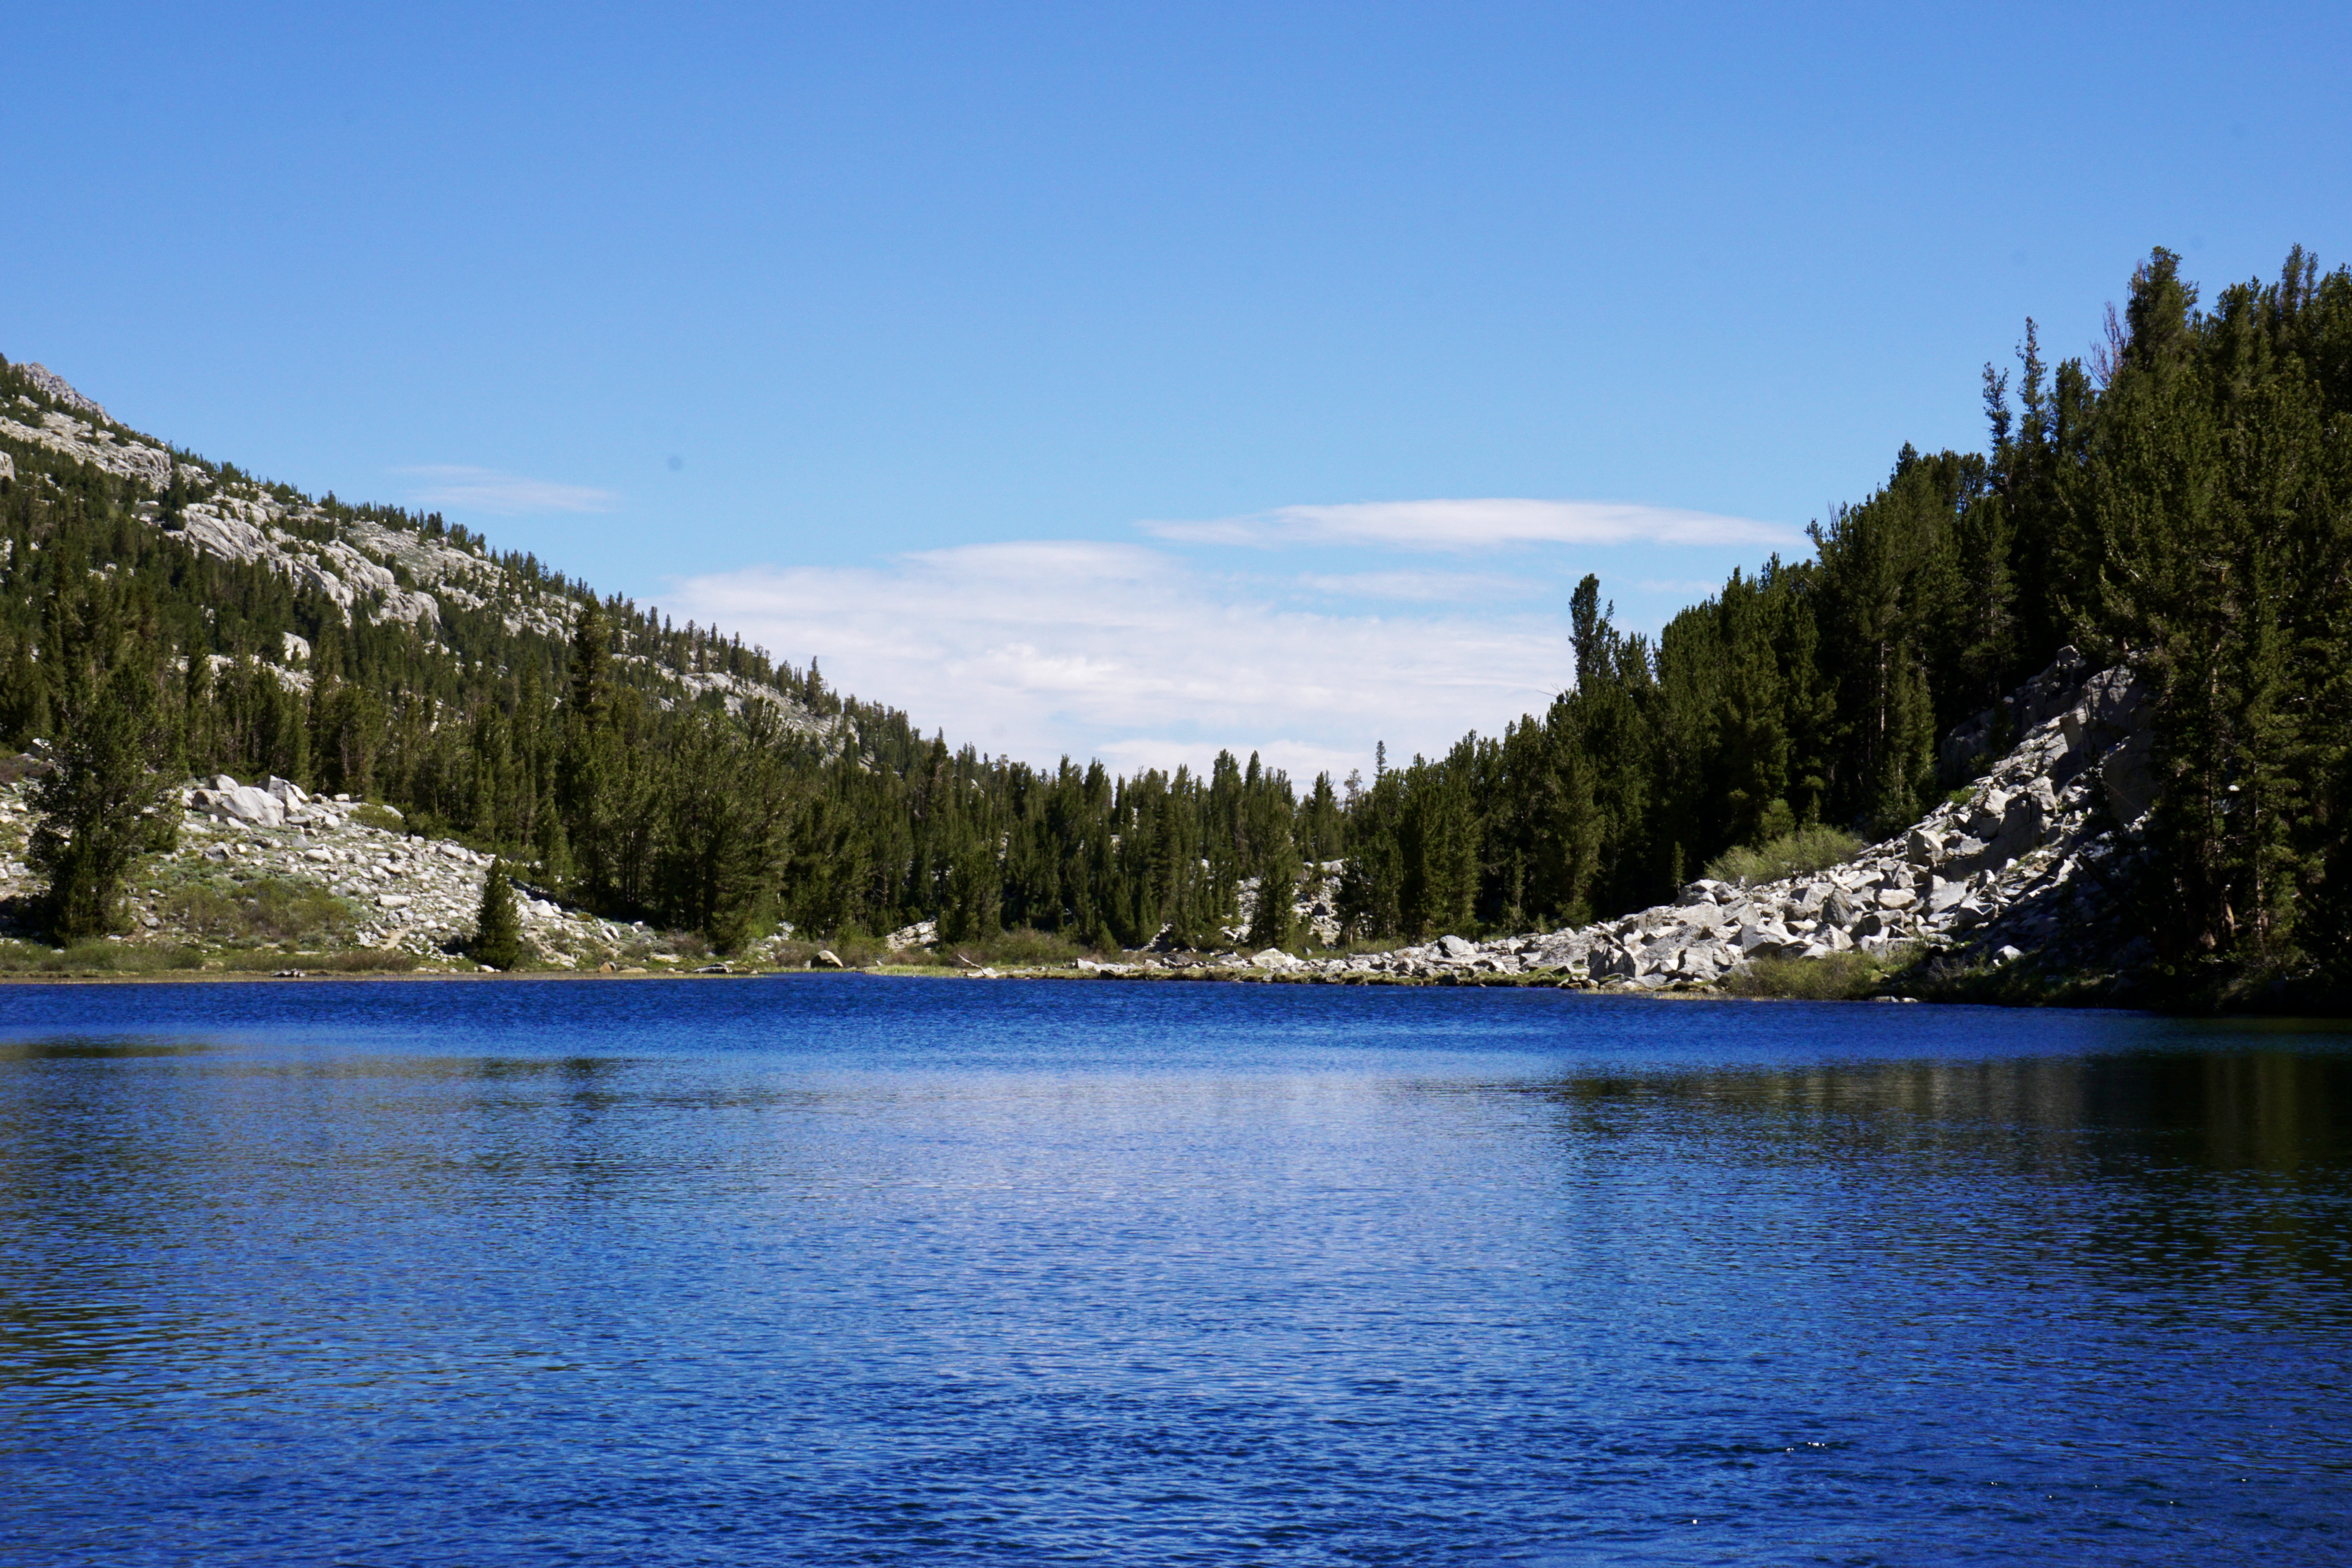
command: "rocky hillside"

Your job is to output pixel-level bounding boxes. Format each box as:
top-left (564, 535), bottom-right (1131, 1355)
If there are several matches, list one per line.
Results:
top-left (1, 363), bottom-right (821, 724)
top-left (0, 762), bottom-right (691, 972)
top-left (4, 367), bottom-right (516, 631)
top-left (1484, 652), bottom-right (2155, 992)
top-left (1039, 649), bottom-right (2161, 993)
top-left (0, 359), bottom-right (2201, 994)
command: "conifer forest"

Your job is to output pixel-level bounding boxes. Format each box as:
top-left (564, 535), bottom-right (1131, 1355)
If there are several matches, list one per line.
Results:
top-left (4, 247), bottom-right (2348, 995)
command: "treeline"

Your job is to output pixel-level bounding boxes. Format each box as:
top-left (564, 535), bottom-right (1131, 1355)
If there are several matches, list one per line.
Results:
top-left (6, 248), bottom-right (2348, 989)
top-left (0, 382), bottom-right (1333, 947)
top-left (540, 603), bottom-right (1343, 949)
top-left (1336, 247), bottom-right (2351, 988)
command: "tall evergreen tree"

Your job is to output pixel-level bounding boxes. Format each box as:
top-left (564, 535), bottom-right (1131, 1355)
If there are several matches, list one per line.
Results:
top-left (470, 858), bottom-right (526, 970)
top-left (29, 649), bottom-right (177, 940)
top-left (0, 634), bottom-right (50, 747)
top-left (1245, 773), bottom-right (1300, 950)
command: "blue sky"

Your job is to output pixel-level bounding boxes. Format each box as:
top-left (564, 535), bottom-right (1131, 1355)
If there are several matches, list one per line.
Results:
top-left (10, 2), bottom-right (2350, 776)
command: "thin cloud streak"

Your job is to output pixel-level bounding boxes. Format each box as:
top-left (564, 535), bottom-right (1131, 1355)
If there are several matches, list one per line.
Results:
top-left (1297, 569), bottom-right (1543, 602)
top-left (1141, 497), bottom-right (1801, 553)
top-left (671, 540), bottom-right (1570, 778)
top-left (396, 464), bottom-right (620, 515)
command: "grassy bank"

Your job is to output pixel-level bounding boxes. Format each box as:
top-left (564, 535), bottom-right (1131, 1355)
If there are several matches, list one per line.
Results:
top-left (0, 938), bottom-right (419, 978)
top-left (1722, 946), bottom-right (1916, 1001)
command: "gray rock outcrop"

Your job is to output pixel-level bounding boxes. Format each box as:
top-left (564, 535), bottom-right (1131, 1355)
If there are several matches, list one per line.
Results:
top-left (1940, 646), bottom-right (2091, 781)
top-left (1469, 653), bottom-right (2153, 989)
top-left (21, 363), bottom-right (107, 420)
top-left (1228, 861), bottom-right (1346, 946)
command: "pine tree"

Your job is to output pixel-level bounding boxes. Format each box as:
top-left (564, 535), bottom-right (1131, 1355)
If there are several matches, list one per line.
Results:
top-left (1246, 785), bottom-right (1300, 950)
top-left (180, 642), bottom-right (214, 772)
top-left (555, 602), bottom-right (619, 907)
top-left (29, 653), bottom-right (176, 942)
top-left (470, 858), bottom-right (525, 970)
top-left (2, 633), bottom-right (51, 747)
top-left (1338, 761), bottom-right (1405, 940)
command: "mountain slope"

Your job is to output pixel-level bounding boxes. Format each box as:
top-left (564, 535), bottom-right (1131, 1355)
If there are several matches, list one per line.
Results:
top-left (8, 242), bottom-right (2349, 1010)
top-left (1, 359), bottom-right (823, 721)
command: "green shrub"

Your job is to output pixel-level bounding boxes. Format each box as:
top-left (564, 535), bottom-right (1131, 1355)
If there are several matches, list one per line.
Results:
top-left (0, 939), bottom-right (205, 975)
top-left (1704, 823), bottom-right (1866, 888)
top-left (849, 925), bottom-right (1106, 970)
top-left (0, 938), bottom-right (422, 977)
top-left (1905, 950), bottom-right (2108, 1007)
top-left (819, 934), bottom-right (890, 967)
top-left (1326, 935), bottom-right (1415, 957)
top-left (159, 877), bottom-right (363, 944)
top-left (1725, 945), bottom-right (1912, 1001)
top-left (870, 940), bottom-right (952, 968)
top-left (956, 926), bottom-right (1086, 967)
top-left (213, 948), bottom-right (419, 973)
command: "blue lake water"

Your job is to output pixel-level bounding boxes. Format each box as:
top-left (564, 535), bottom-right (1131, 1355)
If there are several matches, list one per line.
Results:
top-left (2, 977), bottom-right (2348, 1565)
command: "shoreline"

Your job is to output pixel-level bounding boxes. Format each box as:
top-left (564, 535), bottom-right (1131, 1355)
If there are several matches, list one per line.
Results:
top-left (8, 963), bottom-right (2331, 1019)
top-left (0, 960), bottom-right (1722, 993)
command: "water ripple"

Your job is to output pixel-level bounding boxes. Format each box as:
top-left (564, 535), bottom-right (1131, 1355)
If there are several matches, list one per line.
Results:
top-left (0, 979), bottom-right (2347, 1564)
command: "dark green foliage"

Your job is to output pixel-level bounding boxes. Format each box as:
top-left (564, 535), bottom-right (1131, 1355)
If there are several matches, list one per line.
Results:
top-left (1245, 766), bottom-right (1300, 949)
top-left (2064, 247), bottom-right (2352, 981)
top-left (471, 858), bottom-right (525, 970)
top-left (1, 631), bottom-right (52, 745)
top-left (28, 647), bottom-right (177, 941)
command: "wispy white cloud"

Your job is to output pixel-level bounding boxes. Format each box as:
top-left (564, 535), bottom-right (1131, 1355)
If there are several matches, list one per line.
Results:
top-left (664, 492), bottom-right (1808, 773)
top-left (1141, 497), bottom-right (1799, 553)
top-left (396, 465), bottom-right (619, 515)
top-left (1297, 569), bottom-right (1543, 602)
top-left (670, 540), bottom-right (1570, 778)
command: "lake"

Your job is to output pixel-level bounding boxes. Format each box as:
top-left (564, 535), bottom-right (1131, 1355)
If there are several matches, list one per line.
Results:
top-left (2, 976), bottom-right (2347, 1565)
